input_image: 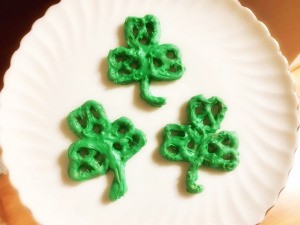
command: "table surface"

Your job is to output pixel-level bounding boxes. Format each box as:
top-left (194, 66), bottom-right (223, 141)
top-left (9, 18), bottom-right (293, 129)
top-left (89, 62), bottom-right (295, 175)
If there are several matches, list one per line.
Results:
top-left (0, 0), bottom-right (300, 224)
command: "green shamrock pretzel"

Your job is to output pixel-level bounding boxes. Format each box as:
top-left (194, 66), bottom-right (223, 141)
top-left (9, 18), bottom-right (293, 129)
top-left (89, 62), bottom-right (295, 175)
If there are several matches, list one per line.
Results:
top-left (67, 100), bottom-right (146, 201)
top-left (107, 14), bottom-right (185, 107)
top-left (160, 95), bottom-right (239, 193)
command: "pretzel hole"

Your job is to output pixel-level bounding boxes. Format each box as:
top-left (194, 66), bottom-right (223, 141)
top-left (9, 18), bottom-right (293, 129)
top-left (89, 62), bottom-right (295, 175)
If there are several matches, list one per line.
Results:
top-left (79, 164), bottom-right (94, 173)
top-left (76, 116), bottom-right (87, 128)
top-left (118, 124), bottom-right (129, 134)
top-left (167, 145), bottom-right (179, 155)
top-left (166, 51), bottom-right (176, 59)
top-left (130, 61), bottom-right (139, 70)
top-left (171, 130), bottom-right (185, 137)
top-left (90, 107), bottom-right (100, 119)
top-left (146, 23), bottom-right (154, 35)
top-left (187, 141), bottom-right (195, 150)
top-left (211, 103), bottom-right (222, 117)
top-left (168, 65), bottom-right (178, 73)
top-left (203, 116), bottom-right (211, 126)
top-left (208, 143), bottom-right (218, 153)
top-left (139, 36), bottom-right (150, 45)
top-left (222, 153), bottom-right (234, 160)
top-left (116, 53), bottom-right (127, 62)
top-left (195, 103), bottom-right (205, 116)
top-left (94, 152), bottom-right (104, 164)
top-left (93, 124), bottom-right (103, 134)
top-left (153, 58), bottom-right (163, 68)
top-left (113, 142), bottom-right (123, 151)
top-left (222, 138), bottom-right (232, 146)
top-left (119, 68), bottom-right (131, 76)
top-left (78, 148), bottom-right (90, 158)
top-left (133, 26), bottom-right (139, 37)
top-left (129, 134), bottom-right (140, 147)
top-left (133, 134), bottom-right (140, 143)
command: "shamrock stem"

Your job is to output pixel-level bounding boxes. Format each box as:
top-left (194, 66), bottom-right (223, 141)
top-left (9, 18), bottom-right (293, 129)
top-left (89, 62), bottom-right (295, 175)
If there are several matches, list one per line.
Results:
top-left (109, 162), bottom-right (127, 201)
top-left (140, 77), bottom-right (166, 107)
top-left (186, 161), bottom-right (204, 194)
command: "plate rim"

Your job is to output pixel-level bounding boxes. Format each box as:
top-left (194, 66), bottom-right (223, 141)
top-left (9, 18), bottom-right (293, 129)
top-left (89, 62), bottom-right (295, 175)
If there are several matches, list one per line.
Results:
top-left (0, 0), bottom-right (299, 224)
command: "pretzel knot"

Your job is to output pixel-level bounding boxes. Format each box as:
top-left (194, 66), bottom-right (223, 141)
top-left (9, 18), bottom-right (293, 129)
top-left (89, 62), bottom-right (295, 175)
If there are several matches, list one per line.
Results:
top-left (107, 14), bottom-right (185, 107)
top-left (67, 100), bottom-right (146, 201)
top-left (160, 95), bottom-right (239, 194)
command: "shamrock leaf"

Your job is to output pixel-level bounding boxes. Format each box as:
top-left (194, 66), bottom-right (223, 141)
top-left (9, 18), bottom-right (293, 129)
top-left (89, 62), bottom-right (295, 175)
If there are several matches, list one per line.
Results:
top-left (125, 14), bottom-right (160, 50)
top-left (202, 131), bottom-right (239, 171)
top-left (68, 140), bottom-right (110, 181)
top-left (160, 124), bottom-right (203, 162)
top-left (187, 95), bottom-right (227, 133)
top-left (149, 44), bottom-right (184, 81)
top-left (107, 15), bottom-right (185, 107)
top-left (107, 47), bottom-right (142, 84)
top-left (67, 100), bottom-right (146, 201)
top-left (67, 100), bottom-right (109, 138)
top-left (160, 95), bottom-right (239, 194)
top-left (110, 117), bottom-right (146, 161)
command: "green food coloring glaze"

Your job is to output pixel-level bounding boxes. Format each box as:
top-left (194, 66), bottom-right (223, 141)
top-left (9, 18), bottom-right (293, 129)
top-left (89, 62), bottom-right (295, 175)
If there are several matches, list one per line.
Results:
top-left (160, 95), bottom-right (239, 194)
top-left (107, 14), bottom-right (185, 107)
top-left (67, 100), bottom-right (146, 201)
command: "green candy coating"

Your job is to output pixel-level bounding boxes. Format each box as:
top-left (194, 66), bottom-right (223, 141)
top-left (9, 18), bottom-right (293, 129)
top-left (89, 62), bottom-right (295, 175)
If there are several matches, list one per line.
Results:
top-left (67, 100), bottom-right (146, 201)
top-left (160, 95), bottom-right (239, 194)
top-left (107, 15), bottom-right (185, 107)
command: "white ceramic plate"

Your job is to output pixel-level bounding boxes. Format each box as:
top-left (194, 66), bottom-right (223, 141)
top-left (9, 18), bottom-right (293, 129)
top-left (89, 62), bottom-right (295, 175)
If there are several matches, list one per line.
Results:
top-left (0, 0), bottom-right (298, 224)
